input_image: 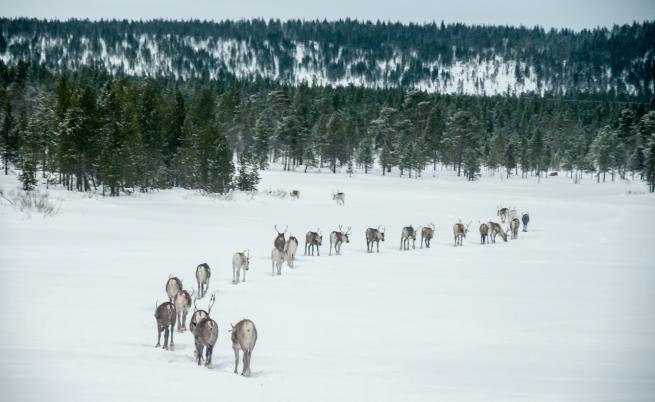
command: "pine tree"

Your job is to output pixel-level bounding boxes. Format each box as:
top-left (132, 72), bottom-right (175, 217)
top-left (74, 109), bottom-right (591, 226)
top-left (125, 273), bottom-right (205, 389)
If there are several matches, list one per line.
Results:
top-left (640, 111), bottom-right (655, 192)
top-left (442, 111), bottom-right (480, 177)
top-left (589, 125), bottom-right (617, 183)
top-left (503, 142), bottom-right (517, 178)
top-left (0, 91), bottom-right (17, 175)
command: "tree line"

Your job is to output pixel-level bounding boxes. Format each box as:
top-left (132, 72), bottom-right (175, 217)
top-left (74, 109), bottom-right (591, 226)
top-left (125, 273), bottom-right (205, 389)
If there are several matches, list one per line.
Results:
top-left (1, 63), bottom-right (654, 194)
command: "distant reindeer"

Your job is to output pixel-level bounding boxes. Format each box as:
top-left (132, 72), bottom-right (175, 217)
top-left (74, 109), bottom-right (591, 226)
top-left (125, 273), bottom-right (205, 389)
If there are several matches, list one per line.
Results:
top-left (284, 236), bottom-right (299, 268)
top-left (174, 288), bottom-right (194, 332)
top-left (329, 225), bottom-right (351, 255)
top-left (165, 276), bottom-right (182, 302)
top-left (194, 317), bottom-right (219, 367)
top-left (509, 218), bottom-right (520, 240)
top-left (271, 247), bottom-right (286, 275)
top-left (231, 319), bottom-right (258, 377)
top-left (453, 221), bottom-right (471, 246)
top-left (290, 190), bottom-right (300, 199)
top-left (522, 212), bottom-right (530, 232)
top-left (195, 263), bottom-right (211, 299)
top-left (400, 225), bottom-right (419, 250)
top-left (488, 221), bottom-right (508, 243)
top-left (332, 190), bottom-right (345, 206)
top-left (154, 301), bottom-right (176, 350)
top-left (365, 226), bottom-right (385, 253)
top-left (274, 225), bottom-right (287, 252)
top-left (190, 294), bottom-right (214, 335)
top-left (305, 229), bottom-right (323, 256)
top-left (232, 250), bottom-right (250, 284)
top-left (497, 207), bottom-right (509, 223)
top-left (479, 222), bottom-right (489, 244)
top-left (420, 224), bottom-right (435, 248)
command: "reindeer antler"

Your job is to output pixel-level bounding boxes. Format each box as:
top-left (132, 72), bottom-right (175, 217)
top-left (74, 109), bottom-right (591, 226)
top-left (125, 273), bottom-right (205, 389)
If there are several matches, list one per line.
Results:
top-left (346, 226), bottom-right (351, 234)
top-left (208, 294), bottom-right (216, 315)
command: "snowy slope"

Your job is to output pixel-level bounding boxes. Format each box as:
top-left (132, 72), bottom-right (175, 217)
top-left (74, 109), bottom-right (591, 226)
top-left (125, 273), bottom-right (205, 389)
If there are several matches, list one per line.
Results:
top-left (1, 169), bottom-right (654, 402)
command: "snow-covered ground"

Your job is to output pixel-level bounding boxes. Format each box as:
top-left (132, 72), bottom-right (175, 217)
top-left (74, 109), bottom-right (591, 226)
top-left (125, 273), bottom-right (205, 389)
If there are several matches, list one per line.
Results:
top-left (1, 169), bottom-right (654, 402)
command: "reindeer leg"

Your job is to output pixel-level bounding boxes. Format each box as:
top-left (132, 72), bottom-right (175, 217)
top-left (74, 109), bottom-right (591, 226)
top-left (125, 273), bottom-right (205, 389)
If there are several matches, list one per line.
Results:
top-left (242, 349), bottom-right (249, 376)
top-left (169, 323), bottom-right (174, 348)
top-left (243, 350), bottom-right (252, 377)
top-left (206, 345), bottom-right (213, 367)
top-left (233, 348), bottom-right (239, 374)
top-left (243, 267), bottom-right (246, 283)
top-left (156, 328), bottom-right (161, 348)
top-left (163, 328), bottom-right (169, 350)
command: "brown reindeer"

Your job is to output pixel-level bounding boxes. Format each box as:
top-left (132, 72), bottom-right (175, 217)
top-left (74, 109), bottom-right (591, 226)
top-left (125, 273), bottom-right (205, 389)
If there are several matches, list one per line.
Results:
top-left (332, 190), bottom-right (345, 206)
top-left (232, 250), bottom-right (250, 284)
top-left (522, 212), bottom-right (530, 232)
top-left (284, 236), bottom-right (299, 268)
top-left (329, 225), bottom-right (351, 255)
top-left (488, 221), bottom-right (508, 243)
top-left (420, 224), bottom-right (435, 248)
top-left (274, 225), bottom-right (287, 252)
top-left (366, 226), bottom-right (385, 253)
top-left (479, 222), bottom-right (489, 244)
top-left (195, 263), bottom-right (211, 299)
top-left (305, 229), bottom-right (323, 256)
top-left (231, 319), bottom-right (258, 377)
top-left (165, 276), bottom-right (182, 302)
top-left (453, 221), bottom-right (471, 246)
top-left (154, 301), bottom-right (176, 350)
top-left (194, 317), bottom-right (219, 367)
top-left (174, 288), bottom-right (194, 332)
top-left (400, 225), bottom-right (419, 250)
top-left (497, 207), bottom-right (509, 223)
top-left (509, 218), bottom-right (520, 239)
top-left (290, 190), bottom-right (300, 199)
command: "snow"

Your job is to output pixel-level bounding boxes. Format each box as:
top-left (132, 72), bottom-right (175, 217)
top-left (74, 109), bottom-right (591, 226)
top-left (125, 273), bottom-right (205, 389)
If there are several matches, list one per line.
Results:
top-left (1, 169), bottom-right (654, 402)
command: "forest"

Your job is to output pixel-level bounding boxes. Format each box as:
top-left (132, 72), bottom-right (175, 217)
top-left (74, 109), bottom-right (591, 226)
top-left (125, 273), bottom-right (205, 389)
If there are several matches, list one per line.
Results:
top-left (1, 18), bottom-right (654, 97)
top-left (0, 19), bottom-right (654, 194)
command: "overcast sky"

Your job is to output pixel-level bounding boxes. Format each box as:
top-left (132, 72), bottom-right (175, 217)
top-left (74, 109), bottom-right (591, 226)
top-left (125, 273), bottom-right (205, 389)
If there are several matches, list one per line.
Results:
top-left (1, 0), bottom-right (654, 30)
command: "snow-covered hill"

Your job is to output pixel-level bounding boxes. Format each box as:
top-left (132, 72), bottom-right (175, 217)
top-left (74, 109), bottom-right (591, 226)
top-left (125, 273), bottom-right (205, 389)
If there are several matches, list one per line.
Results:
top-left (1, 169), bottom-right (654, 401)
top-left (2, 20), bottom-right (653, 96)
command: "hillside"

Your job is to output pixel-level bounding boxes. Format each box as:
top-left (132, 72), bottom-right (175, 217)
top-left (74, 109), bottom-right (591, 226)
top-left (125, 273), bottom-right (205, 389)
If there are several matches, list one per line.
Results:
top-left (1, 18), bottom-right (654, 96)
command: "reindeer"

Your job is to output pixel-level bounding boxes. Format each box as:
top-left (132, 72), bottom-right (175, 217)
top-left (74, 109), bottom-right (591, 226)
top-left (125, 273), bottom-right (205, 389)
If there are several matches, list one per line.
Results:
top-left (174, 288), bottom-right (194, 332)
top-left (453, 221), bottom-right (471, 246)
top-left (329, 225), bottom-right (351, 255)
top-left (195, 263), bottom-right (211, 299)
top-left (165, 276), bottom-right (182, 302)
top-left (305, 229), bottom-right (322, 256)
top-left (479, 222), bottom-right (489, 244)
top-left (154, 301), bottom-right (176, 350)
top-left (497, 207), bottom-right (509, 223)
top-left (332, 190), bottom-right (345, 206)
top-left (400, 225), bottom-right (419, 250)
top-left (365, 226), bottom-right (385, 253)
top-left (509, 218), bottom-right (520, 240)
top-left (194, 317), bottom-right (219, 368)
top-left (190, 294), bottom-right (214, 335)
top-left (231, 319), bottom-right (258, 377)
top-left (488, 221), bottom-right (508, 243)
top-left (522, 213), bottom-right (530, 232)
top-left (290, 190), bottom-right (300, 199)
top-left (274, 225), bottom-right (287, 252)
top-left (284, 236), bottom-right (299, 268)
top-left (420, 224), bottom-right (435, 248)
top-left (232, 250), bottom-right (250, 284)
top-left (271, 247), bottom-right (286, 276)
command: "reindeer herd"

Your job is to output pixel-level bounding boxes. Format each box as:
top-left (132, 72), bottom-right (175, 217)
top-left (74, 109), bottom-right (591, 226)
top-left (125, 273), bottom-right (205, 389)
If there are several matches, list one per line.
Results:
top-left (153, 268), bottom-right (258, 376)
top-left (151, 188), bottom-right (531, 378)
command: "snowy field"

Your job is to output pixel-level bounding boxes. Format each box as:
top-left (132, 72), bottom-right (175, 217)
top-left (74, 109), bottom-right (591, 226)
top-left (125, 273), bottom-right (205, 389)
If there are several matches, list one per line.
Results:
top-left (1, 168), bottom-right (654, 402)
